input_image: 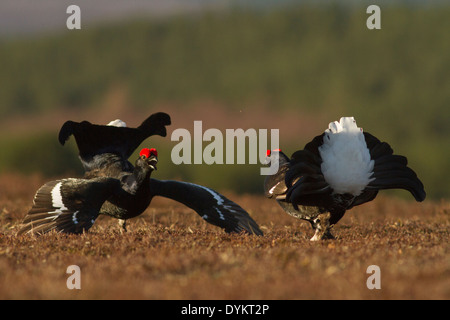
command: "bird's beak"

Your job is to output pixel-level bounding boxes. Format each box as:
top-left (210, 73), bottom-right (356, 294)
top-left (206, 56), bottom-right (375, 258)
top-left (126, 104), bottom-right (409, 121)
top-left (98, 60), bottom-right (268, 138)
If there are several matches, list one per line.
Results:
top-left (147, 155), bottom-right (158, 170)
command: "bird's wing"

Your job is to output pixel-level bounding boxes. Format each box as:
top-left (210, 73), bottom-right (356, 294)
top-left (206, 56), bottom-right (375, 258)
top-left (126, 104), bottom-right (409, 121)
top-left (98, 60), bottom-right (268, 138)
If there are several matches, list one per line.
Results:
top-left (149, 179), bottom-right (263, 236)
top-left (284, 149), bottom-right (333, 208)
top-left (264, 164), bottom-right (289, 199)
top-left (18, 177), bottom-right (121, 235)
top-left (362, 132), bottom-right (426, 202)
top-left (58, 112), bottom-right (171, 171)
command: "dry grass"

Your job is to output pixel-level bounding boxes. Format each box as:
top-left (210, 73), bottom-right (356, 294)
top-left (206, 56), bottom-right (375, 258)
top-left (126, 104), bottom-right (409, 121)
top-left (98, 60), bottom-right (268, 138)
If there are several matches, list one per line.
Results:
top-left (0, 174), bottom-right (448, 300)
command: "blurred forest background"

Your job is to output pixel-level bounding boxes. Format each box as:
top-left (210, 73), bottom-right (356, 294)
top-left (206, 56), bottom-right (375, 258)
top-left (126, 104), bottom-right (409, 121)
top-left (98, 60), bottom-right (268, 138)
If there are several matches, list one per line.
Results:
top-left (0, 0), bottom-right (449, 199)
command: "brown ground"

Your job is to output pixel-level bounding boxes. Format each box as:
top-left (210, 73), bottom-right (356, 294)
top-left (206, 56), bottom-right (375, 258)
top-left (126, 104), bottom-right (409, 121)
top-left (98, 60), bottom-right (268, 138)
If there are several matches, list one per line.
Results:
top-left (0, 173), bottom-right (448, 300)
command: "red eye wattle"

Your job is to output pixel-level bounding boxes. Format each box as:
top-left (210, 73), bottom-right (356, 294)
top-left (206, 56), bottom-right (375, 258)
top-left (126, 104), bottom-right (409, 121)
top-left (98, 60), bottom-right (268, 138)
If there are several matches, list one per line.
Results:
top-left (149, 148), bottom-right (157, 157)
top-left (140, 148), bottom-right (156, 158)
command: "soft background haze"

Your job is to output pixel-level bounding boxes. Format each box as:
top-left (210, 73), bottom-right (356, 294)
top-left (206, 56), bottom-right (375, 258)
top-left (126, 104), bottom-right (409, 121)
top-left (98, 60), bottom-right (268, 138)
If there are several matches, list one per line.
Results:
top-left (0, 0), bottom-right (448, 199)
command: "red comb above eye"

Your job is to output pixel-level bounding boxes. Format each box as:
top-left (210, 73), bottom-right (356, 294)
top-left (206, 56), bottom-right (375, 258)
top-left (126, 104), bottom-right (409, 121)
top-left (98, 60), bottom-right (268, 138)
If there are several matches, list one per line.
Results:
top-left (140, 148), bottom-right (150, 158)
top-left (266, 149), bottom-right (282, 157)
top-left (149, 148), bottom-right (158, 157)
top-left (140, 148), bottom-right (157, 158)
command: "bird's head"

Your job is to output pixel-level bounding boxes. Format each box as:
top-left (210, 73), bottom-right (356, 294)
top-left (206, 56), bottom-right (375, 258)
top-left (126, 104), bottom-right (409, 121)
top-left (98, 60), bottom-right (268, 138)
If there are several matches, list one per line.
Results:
top-left (138, 148), bottom-right (158, 171)
top-left (265, 149), bottom-right (284, 166)
top-left (264, 148), bottom-right (290, 176)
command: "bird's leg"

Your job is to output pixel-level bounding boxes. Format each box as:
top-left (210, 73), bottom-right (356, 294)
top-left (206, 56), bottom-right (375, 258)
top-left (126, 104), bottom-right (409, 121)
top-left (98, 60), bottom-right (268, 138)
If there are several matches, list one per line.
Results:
top-left (310, 212), bottom-right (335, 241)
top-left (118, 219), bottom-right (127, 233)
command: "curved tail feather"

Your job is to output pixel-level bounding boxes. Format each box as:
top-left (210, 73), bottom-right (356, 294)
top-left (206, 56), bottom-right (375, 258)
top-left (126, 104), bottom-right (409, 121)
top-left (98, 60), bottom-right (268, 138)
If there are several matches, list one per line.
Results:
top-left (58, 112), bottom-right (171, 171)
top-left (58, 120), bottom-right (76, 146)
top-left (368, 169), bottom-right (426, 202)
top-left (363, 132), bottom-right (426, 202)
top-left (137, 112), bottom-right (171, 138)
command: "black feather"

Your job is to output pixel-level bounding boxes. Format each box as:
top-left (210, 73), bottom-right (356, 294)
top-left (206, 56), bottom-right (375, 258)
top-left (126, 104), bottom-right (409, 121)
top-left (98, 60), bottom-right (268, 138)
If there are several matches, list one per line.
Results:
top-left (370, 142), bottom-right (394, 159)
top-left (19, 178), bottom-right (122, 235)
top-left (363, 132), bottom-right (382, 151)
top-left (303, 133), bottom-right (325, 158)
top-left (58, 112), bottom-right (171, 172)
top-left (367, 177), bottom-right (426, 202)
top-left (286, 179), bottom-right (331, 202)
top-left (374, 154), bottom-right (408, 166)
top-left (290, 149), bottom-right (322, 166)
top-left (149, 179), bottom-right (263, 236)
top-left (284, 163), bottom-right (322, 188)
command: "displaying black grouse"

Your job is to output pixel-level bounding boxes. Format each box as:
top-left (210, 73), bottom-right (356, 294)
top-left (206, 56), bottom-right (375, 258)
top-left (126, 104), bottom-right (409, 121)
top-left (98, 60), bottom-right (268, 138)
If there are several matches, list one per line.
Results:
top-left (19, 147), bottom-right (158, 234)
top-left (264, 117), bottom-right (426, 240)
top-left (19, 112), bottom-right (262, 236)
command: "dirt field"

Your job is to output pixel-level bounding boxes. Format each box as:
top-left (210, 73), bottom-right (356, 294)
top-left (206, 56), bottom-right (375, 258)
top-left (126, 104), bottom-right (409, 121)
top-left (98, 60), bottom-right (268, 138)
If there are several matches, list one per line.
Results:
top-left (0, 173), bottom-right (448, 300)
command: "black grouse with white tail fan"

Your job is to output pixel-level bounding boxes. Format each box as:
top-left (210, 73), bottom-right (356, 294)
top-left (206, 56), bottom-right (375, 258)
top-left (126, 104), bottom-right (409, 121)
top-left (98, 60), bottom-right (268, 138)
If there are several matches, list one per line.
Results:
top-left (264, 117), bottom-right (425, 240)
top-left (20, 113), bottom-right (262, 236)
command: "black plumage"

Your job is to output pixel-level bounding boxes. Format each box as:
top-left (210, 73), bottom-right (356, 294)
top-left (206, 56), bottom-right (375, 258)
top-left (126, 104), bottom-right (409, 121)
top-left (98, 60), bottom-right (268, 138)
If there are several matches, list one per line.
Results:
top-left (18, 148), bottom-right (158, 235)
top-left (58, 112), bottom-right (170, 172)
top-left (149, 179), bottom-right (262, 235)
top-left (20, 113), bottom-right (262, 236)
top-left (265, 123), bottom-right (425, 241)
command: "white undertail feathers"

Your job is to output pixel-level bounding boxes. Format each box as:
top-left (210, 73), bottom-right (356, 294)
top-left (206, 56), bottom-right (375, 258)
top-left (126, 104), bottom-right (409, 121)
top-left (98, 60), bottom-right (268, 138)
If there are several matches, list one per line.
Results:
top-left (107, 119), bottom-right (127, 127)
top-left (319, 117), bottom-right (374, 196)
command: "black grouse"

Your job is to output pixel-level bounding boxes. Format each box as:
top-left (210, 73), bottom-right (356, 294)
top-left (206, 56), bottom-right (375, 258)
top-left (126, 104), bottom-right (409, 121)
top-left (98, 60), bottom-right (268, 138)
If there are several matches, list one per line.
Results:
top-left (19, 112), bottom-right (262, 236)
top-left (19, 147), bottom-right (158, 234)
top-left (264, 116), bottom-right (426, 240)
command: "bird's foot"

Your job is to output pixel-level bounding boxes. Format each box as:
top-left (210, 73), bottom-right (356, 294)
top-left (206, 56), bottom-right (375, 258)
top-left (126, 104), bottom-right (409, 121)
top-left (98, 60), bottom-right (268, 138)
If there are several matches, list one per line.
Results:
top-left (118, 219), bottom-right (127, 233)
top-left (310, 213), bottom-right (335, 241)
top-left (310, 228), bottom-right (335, 241)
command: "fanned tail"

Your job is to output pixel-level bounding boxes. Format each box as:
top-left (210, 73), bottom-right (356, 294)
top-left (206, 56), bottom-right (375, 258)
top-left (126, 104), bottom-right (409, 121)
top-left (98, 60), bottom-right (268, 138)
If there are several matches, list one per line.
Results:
top-left (57, 112), bottom-right (171, 171)
top-left (367, 156), bottom-right (426, 201)
top-left (363, 132), bottom-right (426, 202)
